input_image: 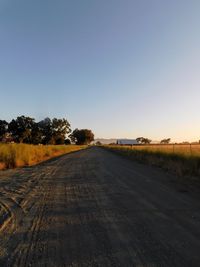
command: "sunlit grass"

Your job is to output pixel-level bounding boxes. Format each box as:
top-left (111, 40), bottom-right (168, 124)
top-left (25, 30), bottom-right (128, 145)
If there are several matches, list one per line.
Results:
top-left (106, 144), bottom-right (200, 157)
top-left (0, 144), bottom-right (86, 169)
top-left (105, 144), bottom-right (200, 177)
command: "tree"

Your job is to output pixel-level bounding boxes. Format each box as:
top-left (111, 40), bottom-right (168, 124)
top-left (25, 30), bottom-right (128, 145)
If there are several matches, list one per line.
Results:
top-left (0, 116), bottom-right (71, 145)
top-left (31, 123), bottom-right (43, 144)
top-left (37, 118), bottom-right (53, 144)
top-left (8, 116), bottom-right (35, 143)
top-left (51, 118), bottom-right (71, 145)
top-left (64, 138), bottom-right (71, 145)
top-left (96, 141), bottom-right (102, 146)
top-left (136, 137), bottom-right (151, 144)
top-left (70, 129), bottom-right (94, 145)
top-left (143, 138), bottom-right (151, 144)
top-left (136, 137), bottom-right (144, 144)
top-left (0, 120), bottom-right (8, 141)
top-left (160, 138), bottom-right (171, 144)
top-left (37, 117), bottom-right (71, 145)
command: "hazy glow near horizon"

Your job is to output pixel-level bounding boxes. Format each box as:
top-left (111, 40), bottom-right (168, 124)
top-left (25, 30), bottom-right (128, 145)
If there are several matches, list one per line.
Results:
top-left (0, 0), bottom-right (200, 142)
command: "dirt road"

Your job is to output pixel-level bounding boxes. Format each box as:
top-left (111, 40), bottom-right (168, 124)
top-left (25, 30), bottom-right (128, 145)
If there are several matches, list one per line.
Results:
top-left (0, 147), bottom-right (200, 267)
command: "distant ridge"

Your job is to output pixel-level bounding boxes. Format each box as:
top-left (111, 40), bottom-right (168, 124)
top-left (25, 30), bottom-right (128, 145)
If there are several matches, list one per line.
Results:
top-left (93, 138), bottom-right (117, 145)
top-left (93, 138), bottom-right (161, 145)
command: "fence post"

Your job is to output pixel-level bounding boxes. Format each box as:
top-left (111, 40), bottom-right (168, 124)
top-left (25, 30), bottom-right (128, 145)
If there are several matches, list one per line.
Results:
top-left (173, 144), bottom-right (175, 153)
top-left (190, 144), bottom-right (192, 156)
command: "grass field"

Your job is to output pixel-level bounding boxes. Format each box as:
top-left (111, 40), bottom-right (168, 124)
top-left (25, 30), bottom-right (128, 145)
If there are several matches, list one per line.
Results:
top-left (0, 144), bottom-right (86, 169)
top-left (118, 144), bottom-right (200, 156)
top-left (105, 144), bottom-right (200, 177)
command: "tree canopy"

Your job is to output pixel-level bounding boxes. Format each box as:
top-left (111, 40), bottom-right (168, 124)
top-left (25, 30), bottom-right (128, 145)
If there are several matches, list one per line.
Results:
top-left (160, 138), bottom-right (171, 144)
top-left (38, 117), bottom-right (71, 145)
top-left (70, 129), bottom-right (94, 145)
top-left (0, 120), bottom-right (8, 141)
top-left (1, 116), bottom-right (71, 145)
top-left (136, 137), bottom-right (152, 144)
top-left (8, 116), bottom-right (35, 143)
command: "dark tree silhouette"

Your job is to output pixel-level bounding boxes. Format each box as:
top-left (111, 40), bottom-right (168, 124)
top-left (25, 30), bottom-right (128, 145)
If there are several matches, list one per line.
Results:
top-left (70, 129), bottom-right (94, 145)
top-left (136, 137), bottom-right (144, 144)
top-left (160, 138), bottom-right (171, 144)
top-left (8, 116), bottom-right (35, 143)
top-left (0, 116), bottom-right (71, 145)
top-left (38, 117), bottom-right (71, 145)
top-left (96, 141), bottom-right (102, 146)
top-left (0, 120), bottom-right (8, 141)
top-left (136, 137), bottom-right (151, 144)
top-left (64, 138), bottom-right (71, 145)
top-left (142, 138), bottom-right (151, 144)
top-left (37, 118), bottom-right (53, 144)
top-left (52, 118), bottom-right (71, 145)
top-left (31, 123), bottom-right (43, 144)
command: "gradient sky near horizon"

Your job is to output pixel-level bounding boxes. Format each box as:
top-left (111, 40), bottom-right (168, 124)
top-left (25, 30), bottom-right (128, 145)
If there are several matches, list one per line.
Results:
top-left (0, 0), bottom-right (200, 141)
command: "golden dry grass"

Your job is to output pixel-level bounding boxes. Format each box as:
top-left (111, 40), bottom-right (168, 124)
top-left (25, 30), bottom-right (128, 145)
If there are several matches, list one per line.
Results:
top-left (107, 144), bottom-right (200, 157)
top-left (105, 144), bottom-right (200, 177)
top-left (0, 144), bottom-right (86, 169)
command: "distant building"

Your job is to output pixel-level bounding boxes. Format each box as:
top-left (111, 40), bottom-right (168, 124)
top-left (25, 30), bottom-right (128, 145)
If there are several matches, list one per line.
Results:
top-left (116, 139), bottom-right (138, 145)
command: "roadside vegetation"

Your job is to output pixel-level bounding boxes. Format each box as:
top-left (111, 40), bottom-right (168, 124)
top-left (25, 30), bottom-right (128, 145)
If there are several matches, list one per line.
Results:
top-left (0, 144), bottom-right (86, 170)
top-left (0, 116), bottom-right (71, 145)
top-left (0, 115), bottom-right (94, 170)
top-left (104, 144), bottom-right (200, 177)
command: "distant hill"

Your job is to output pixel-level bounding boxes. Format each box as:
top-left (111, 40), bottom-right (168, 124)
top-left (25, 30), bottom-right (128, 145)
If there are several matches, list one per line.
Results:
top-left (93, 139), bottom-right (161, 145)
top-left (93, 138), bottom-right (117, 145)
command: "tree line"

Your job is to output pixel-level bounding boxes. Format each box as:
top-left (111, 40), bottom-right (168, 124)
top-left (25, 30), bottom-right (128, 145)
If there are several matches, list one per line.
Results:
top-left (136, 137), bottom-right (171, 144)
top-left (0, 116), bottom-right (94, 145)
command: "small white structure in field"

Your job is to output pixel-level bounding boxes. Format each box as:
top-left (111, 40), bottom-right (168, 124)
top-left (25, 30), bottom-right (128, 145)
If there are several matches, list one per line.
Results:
top-left (116, 139), bottom-right (138, 145)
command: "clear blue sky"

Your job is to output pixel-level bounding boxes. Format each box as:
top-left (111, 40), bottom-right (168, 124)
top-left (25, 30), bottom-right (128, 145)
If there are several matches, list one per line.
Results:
top-left (0, 0), bottom-right (200, 141)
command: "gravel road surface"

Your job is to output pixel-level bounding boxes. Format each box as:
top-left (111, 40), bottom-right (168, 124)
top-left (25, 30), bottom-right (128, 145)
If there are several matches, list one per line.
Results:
top-left (0, 147), bottom-right (200, 267)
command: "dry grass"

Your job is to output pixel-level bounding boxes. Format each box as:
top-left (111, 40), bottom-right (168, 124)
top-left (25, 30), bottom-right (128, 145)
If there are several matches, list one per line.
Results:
top-left (106, 144), bottom-right (200, 157)
top-left (0, 144), bottom-right (86, 170)
top-left (104, 144), bottom-right (200, 177)
top-left (132, 144), bottom-right (200, 157)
